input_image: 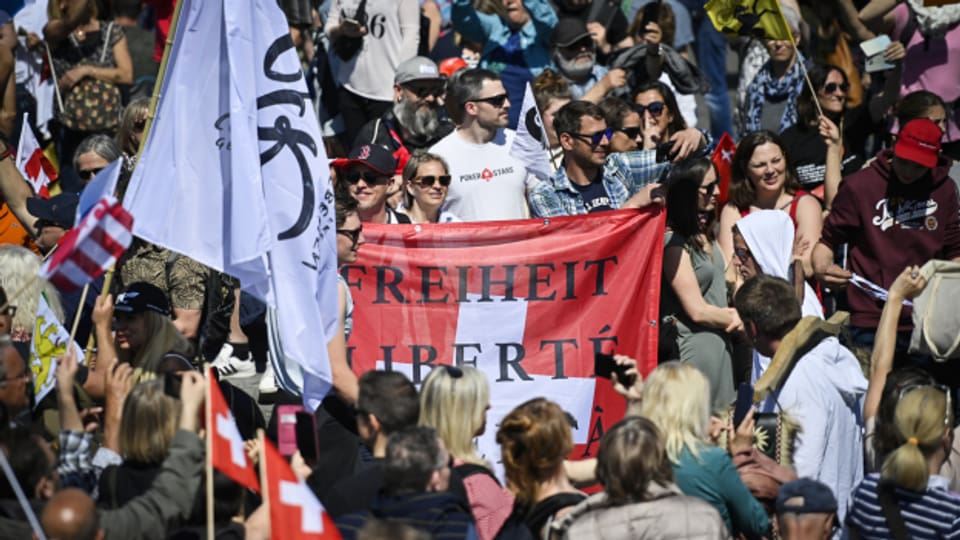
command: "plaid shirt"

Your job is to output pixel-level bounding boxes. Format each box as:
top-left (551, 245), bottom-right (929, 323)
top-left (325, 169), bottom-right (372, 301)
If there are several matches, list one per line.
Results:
top-left (528, 130), bottom-right (714, 217)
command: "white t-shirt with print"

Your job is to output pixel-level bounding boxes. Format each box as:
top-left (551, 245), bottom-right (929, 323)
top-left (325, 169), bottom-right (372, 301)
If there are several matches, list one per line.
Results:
top-left (429, 129), bottom-right (536, 222)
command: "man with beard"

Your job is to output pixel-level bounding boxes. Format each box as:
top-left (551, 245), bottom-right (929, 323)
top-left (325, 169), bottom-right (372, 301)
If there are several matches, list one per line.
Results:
top-left (354, 57), bottom-right (454, 178)
top-left (528, 100), bottom-right (668, 217)
top-left (551, 18), bottom-right (627, 101)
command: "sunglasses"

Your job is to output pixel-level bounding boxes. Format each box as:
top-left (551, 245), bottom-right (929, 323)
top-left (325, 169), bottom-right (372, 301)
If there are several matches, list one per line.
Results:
top-left (634, 101), bottom-right (665, 117)
top-left (413, 175), bottom-right (451, 187)
top-left (337, 227), bottom-right (363, 248)
top-left (822, 82), bottom-right (850, 94)
top-left (404, 83), bottom-right (445, 99)
top-left (467, 93), bottom-right (509, 108)
top-left (700, 180), bottom-right (719, 193)
top-left (569, 128), bottom-right (613, 148)
top-left (617, 126), bottom-right (642, 140)
top-left (344, 172), bottom-right (390, 185)
top-left (898, 383), bottom-right (953, 430)
top-left (1, 305), bottom-right (15, 317)
top-left (734, 246), bottom-right (753, 262)
top-left (0, 368), bottom-right (31, 386)
top-left (78, 167), bottom-right (104, 181)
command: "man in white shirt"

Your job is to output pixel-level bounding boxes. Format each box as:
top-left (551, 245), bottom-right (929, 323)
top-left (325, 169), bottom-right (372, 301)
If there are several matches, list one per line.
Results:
top-left (429, 68), bottom-right (537, 221)
top-left (735, 275), bottom-right (866, 525)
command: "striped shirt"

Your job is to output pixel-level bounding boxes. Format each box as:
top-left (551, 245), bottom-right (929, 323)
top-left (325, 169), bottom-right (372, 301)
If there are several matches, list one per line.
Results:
top-left (846, 473), bottom-right (960, 539)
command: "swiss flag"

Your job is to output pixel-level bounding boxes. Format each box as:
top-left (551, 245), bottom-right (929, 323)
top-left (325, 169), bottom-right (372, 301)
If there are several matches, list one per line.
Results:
top-left (208, 368), bottom-right (259, 492)
top-left (262, 437), bottom-right (341, 540)
top-left (712, 132), bottom-right (737, 207)
top-left (15, 113), bottom-right (57, 198)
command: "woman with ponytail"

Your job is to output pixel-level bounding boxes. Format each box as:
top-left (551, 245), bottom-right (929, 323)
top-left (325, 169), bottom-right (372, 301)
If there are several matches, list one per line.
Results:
top-left (496, 398), bottom-right (585, 538)
top-left (846, 385), bottom-right (960, 537)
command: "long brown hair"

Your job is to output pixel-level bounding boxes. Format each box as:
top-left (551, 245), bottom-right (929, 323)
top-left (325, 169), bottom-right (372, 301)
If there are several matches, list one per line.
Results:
top-left (729, 130), bottom-right (801, 210)
top-left (497, 398), bottom-right (573, 506)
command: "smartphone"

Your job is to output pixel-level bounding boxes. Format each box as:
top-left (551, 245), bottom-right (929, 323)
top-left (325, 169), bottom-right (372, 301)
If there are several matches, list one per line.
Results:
top-left (295, 411), bottom-right (319, 466)
top-left (655, 141), bottom-right (676, 163)
top-left (163, 372), bottom-right (182, 399)
top-left (732, 382), bottom-right (754, 428)
top-left (277, 405), bottom-right (303, 457)
top-left (594, 352), bottom-right (635, 387)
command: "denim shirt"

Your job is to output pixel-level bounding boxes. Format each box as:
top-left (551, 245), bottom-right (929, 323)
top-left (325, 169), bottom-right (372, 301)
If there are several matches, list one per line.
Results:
top-left (452, 0), bottom-right (557, 75)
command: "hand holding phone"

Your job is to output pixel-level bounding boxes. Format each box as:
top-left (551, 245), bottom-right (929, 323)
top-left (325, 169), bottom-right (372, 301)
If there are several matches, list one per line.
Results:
top-left (277, 405), bottom-right (304, 457)
top-left (295, 411), bottom-right (319, 466)
top-left (594, 352), bottom-right (636, 387)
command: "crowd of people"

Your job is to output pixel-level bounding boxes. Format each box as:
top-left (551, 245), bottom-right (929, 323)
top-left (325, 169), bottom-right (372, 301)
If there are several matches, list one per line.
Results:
top-left (0, 0), bottom-right (960, 538)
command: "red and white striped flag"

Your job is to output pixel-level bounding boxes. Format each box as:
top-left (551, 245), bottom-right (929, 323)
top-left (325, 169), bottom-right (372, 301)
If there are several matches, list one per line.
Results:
top-left (38, 196), bottom-right (133, 292)
top-left (15, 113), bottom-right (57, 198)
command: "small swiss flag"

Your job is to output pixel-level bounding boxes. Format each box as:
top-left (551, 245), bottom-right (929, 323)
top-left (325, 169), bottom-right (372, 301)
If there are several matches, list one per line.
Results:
top-left (712, 132), bottom-right (737, 207)
top-left (16, 113), bottom-right (57, 198)
top-left (262, 437), bottom-right (341, 540)
top-left (208, 368), bottom-right (260, 492)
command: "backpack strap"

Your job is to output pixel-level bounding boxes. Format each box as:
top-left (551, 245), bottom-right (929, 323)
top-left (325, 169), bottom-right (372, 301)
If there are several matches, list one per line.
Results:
top-left (100, 22), bottom-right (114, 64)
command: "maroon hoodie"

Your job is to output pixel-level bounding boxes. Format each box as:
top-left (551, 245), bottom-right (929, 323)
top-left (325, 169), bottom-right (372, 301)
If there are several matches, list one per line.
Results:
top-left (820, 150), bottom-right (960, 329)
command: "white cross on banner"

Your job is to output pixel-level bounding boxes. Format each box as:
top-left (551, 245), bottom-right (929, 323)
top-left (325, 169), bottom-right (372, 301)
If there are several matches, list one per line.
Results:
top-left (347, 210), bottom-right (666, 467)
top-left (216, 412), bottom-right (247, 467)
top-left (280, 480), bottom-right (324, 534)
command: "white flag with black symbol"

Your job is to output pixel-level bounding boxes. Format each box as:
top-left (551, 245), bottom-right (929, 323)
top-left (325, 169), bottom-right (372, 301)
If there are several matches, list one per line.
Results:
top-left (123, 0), bottom-right (339, 408)
top-left (510, 82), bottom-right (554, 181)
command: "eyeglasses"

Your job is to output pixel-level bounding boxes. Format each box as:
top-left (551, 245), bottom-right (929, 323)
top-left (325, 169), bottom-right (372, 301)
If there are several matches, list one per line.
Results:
top-left (569, 128), bottom-right (613, 148)
top-left (634, 101), bottom-right (665, 117)
top-left (1, 305), bottom-right (15, 317)
top-left (466, 93), bottom-right (509, 109)
top-left (404, 83), bottom-right (445, 99)
top-left (133, 118), bottom-right (147, 131)
top-left (734, 246), bottom-right (753, 262)
top-left (822, 82), bottom-right (850, 94)
top-left (344, 172), bottom-right (390, 186)
top-left (78, 167), bottom-right (104, 181)
top-left (337, 227), bottom-right (363, 248)
top-left (0, 368), bottom-right (32, 387)
top-left (699, 180), bottom-right (719, 193)
top-left (413, 175), bottom-right (451, 187)
top-left (617, 126), bottom-right (642, 140)
top-left (898, 383), bottom-right (953, 430)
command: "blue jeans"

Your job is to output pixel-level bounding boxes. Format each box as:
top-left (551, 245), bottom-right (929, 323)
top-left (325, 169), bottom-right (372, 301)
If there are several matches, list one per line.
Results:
top-left (686, 4), bottom-right (733, 140)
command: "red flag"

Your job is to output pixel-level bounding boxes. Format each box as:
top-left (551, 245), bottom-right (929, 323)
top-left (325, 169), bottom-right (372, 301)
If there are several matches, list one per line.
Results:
top-left (343, 210), bottom-right (666, 470)
top-left (38, 196), bottom-right (133, 292)
top-left (16, 116), bottom-right (57, 198)
top-left (208, 368), bottom-right (260, 492)
top-left (263, 437), bottom-right (341, 539)
top-left (712, 132), bottom-right (737, 206)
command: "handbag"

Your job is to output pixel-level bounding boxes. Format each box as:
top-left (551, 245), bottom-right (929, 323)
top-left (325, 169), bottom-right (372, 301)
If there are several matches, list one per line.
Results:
top-left (908, 260), bottom-right (960, 361)
top-left (60, 22), bottom-right (122, 132)
top-left (718, 408), bottom-right (798, 467)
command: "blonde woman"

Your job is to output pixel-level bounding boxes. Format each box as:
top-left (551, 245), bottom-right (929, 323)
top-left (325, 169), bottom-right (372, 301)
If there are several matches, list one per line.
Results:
top-left (0, 245), bottom-right (64, 342)
top-left (97, 379), bottom-right (180, 508)
top-left (398, 152), bottom-right (459, 223)
top-left (87, 282), bottom-right (194, 398)
top-left (637, 362), bottom-right (770, 538)
top-left (419, 365), bottom-right (512, 540)
top-left (846, 386), bottom-right (960, 537)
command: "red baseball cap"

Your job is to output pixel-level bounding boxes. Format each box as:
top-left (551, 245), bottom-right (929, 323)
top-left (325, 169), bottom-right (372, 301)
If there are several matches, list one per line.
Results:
top-left (894, 118), bottom-right (943, 168)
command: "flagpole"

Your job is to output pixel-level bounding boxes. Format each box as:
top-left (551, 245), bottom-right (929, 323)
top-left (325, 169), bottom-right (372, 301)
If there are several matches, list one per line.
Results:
top-left (67, 283), bottom-right (90, 344)
top-left (44, 43), bottom-right (64, 115)
top-left (791, 40), bottom-right (824, 119)
top-left (206, 368), bottom-right (215, 540)
top-left (83, 0), bottom-right (188, 366)
top-left (257, 429), bottom-right (270, 533)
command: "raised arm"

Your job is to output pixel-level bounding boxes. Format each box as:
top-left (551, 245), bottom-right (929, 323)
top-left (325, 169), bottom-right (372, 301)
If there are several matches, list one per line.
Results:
top-left (42, 0), bottom-right (92, 50)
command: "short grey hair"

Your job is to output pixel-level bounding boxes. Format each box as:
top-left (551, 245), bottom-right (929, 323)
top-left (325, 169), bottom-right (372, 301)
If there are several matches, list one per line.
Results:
top-left (73, 134), bottom-right (123, 172)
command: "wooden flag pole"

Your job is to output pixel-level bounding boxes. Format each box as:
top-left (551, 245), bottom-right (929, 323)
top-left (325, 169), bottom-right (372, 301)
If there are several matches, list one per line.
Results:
top-left (258, 429), bottom-right (270, 535)
top-left (67, 282), bottom-right (90, 344)
top-left (206, 369), bottom-right (215, 540)
top-left (0, 274), bottom-right (39, 316)
top-left (83, 0), bottom-right (187, 365)
top-left (791, 39), bottom-right (824, 119)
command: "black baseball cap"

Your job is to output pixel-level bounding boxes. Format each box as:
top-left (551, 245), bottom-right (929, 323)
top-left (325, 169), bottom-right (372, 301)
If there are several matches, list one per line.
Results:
top-left (27, 193), bottom-right (79, 229)
top-left (552, 18), bottom-right (592, 48)
top-left (776, 478), bottom-right (838, 515)
top-left (114, 282), bottom-right (171, 316)
top-left (330, 144), bottom-right (397, 176)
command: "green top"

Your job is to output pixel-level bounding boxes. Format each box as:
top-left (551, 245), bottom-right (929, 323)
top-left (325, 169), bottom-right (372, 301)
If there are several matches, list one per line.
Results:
top-left (673, 445), bottom-right (770, 539)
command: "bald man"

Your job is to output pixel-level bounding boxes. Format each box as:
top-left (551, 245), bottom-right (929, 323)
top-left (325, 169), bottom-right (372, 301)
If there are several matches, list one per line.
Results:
top-left (39, 488), bottom-right (103, 540)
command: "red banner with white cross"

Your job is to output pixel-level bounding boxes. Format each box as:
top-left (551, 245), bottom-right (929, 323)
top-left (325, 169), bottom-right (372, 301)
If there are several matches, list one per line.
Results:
top-left (342, 208), bottom-right (666, 469)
